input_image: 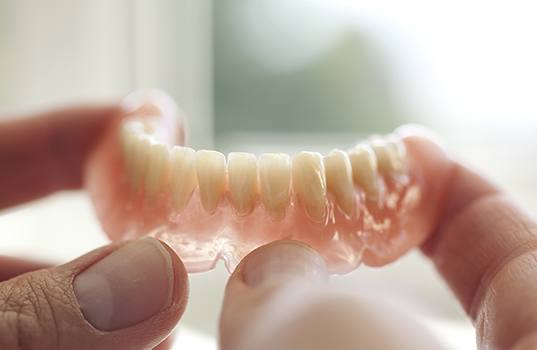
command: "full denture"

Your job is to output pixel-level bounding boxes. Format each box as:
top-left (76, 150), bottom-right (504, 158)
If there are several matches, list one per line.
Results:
top-left (85, 91), bottom-right (424, 274)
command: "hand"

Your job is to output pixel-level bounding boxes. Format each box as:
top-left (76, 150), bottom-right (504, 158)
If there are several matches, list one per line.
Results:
top-left (3, 102), bottom-right (535, 350)
top-left (0, 105), bottom-right (188, 349)
top-left (219, 141), bottom-right (537, 350)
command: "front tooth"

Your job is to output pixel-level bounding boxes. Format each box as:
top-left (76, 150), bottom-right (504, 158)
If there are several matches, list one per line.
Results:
top-left (131, 135), bottom-right (152, 192)
top-left (144, 143), bottom-right (170, 199)
top-left (259, 153), bottom-right (291, 220)
top-left (170, 146), bottom-right (197, 212)
top-left (348, 144), bottom-right (379, 199)
top-left (324, 149), bottom-right (355, 217)
top-left (228, 152), bottom-right (258, 216)
top-left (292, 152), bottom-right (327, 222)
top-left (196, 150), bottom-right (227, 214)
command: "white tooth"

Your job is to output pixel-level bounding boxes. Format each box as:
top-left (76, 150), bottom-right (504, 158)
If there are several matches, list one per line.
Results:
top-left (131, 135), bottom-right (152, 192)
top-left (259, 153), bottom-right (291, 220)
top-left (228, 152), bottom-right (258, 216)
top-left (385, 134), bottom-right (407, 172)
top-left (324, 149), bottom-right (355, 217)
top-left (292, 152), bottom-right (327, 222)
top-left (196, 150), bottom-right (227, 214)
top-left (348, 144), bottom-right (379, 198)
top-left (169, 146), bottom-right (197, 212)
top-left (369, 136), bottom-right (403, 174)
top-left (144, 143), bottom-right (170, 199)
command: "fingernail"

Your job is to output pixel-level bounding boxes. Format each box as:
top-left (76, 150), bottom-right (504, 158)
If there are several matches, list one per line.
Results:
top-left (74, 238), bottom-right (175, 331)
top-left (242, 241), bottom-right (328, 287)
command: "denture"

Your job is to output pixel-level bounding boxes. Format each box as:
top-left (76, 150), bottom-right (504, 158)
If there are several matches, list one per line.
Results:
top-left (85, 91), bottom-right (449, 273)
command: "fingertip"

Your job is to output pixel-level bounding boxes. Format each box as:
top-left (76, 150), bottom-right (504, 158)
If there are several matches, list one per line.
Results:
top-left (220, 241), bottom-right (328, 350)
top-left (73, 238), bottom-right (188, 332)
top-left (158, 239), bottom-right (189, 321)
top-left (0, 239), bottom-right (189, 350)
top-left (233, 240), bottom-right (328, 288)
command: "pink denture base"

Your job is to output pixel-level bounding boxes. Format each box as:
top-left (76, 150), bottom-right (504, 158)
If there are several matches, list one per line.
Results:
top-left (85, 97), bottom-right (425, 274)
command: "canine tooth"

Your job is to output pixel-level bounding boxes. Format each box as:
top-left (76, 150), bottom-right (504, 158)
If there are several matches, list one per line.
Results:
top-left (348, 144), bottom-right (379, 198)
top-left (259, 153), bottom-right (291, 220)
top-left (292, 152), bottom-right (327, 222)
top-left (170, 146), bottom-right (197, 212)
top-left (131, 135), bottom-right (152, 192)
top-left (144, 143), bottom-right (170, 198)
top-left (228, 152), bottom-right (258, 216)
top-left (370, 136), bottom-right (402, 174)
top-left (324, 149), bottom-right (355, 217)
top-left (196, 150), bottom-right (227, 214)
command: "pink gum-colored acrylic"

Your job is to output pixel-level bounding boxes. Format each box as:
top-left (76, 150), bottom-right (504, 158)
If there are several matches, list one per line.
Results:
top-left (85, 94), bottom-right (427, 274)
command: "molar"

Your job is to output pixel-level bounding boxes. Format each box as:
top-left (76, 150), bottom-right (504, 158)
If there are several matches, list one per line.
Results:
top-left (228, 152), bottom-right (258, 216)
top-left (170, 146), bottom-right (197, 212)
top-left (196, 150), bottom-right (227, 214)
top-left (324, 149), bottom-right (355, 217)
top-left (258, 153), bottom-right (291, 221)
top-left (369, 136), bottom-right (404, 174)
top-left (292, 151), bottom-right (327, 222)
top-left (347, 144), bottom-right (379, 199)
top-left (385, 134), bottom-right (407, 173)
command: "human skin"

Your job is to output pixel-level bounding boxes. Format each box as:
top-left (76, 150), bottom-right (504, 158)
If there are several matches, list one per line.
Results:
top-left (220, 147), bottom-right (537, 349)
top-left (0, 105), bottom-right (188, 349)
top-left (1, 98), bottom-right (536, 349)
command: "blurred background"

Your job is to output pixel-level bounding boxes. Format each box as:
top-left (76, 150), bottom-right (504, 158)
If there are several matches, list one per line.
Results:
top-left (1, 0), bottom-right (537, 348)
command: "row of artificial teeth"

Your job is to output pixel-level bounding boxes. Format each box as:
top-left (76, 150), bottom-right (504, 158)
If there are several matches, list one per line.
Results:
top-left (120, 122), bottom-right (406, 222)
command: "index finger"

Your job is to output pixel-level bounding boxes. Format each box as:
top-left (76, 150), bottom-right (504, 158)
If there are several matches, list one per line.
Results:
top-left (0, 104), bottom-right (118, 209)
top-left (408, 134), bottom-right (537, 349)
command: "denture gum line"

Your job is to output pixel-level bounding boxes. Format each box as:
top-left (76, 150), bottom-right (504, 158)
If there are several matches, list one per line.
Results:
top-left (113, 113), bottom-right (420, 274)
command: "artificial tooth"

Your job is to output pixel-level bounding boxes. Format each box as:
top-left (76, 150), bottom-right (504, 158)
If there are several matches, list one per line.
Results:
top-left (348, 144), bottom-right (379, 199)
top-left (324, 149), bottom-right (355, 217)
top-left (196, 150), bottom-right (227, 214)
top-left (259, 153), bottom-right (291, 220)
top-left (228, 152), bottom-right (258, 216)
top-left (131, 135), bottom-right (152, 192)
top-left (292, 152), bottom-right (327, 222)
top-left (144, 143), bottom-right (170, 198)
top-left (369, 136), bottom-right (402, 174)
top-left (170, 146), bottom-right (197, 212)
top-left (385, 134), bottom-right (407, 172)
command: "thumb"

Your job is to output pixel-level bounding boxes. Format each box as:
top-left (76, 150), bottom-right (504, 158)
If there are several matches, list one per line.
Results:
top-left (0, 237), bottom-right (188, 350)
top-left (220, 241), bottom-right (443, 350)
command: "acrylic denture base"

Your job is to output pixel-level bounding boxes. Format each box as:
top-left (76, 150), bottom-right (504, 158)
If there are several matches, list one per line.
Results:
top-left (85, 93), bottom-right (422, 274)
